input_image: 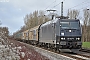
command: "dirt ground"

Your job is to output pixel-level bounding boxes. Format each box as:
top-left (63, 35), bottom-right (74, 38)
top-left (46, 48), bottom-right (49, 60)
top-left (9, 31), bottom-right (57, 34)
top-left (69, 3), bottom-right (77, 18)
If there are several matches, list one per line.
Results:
top-left (8, 39), bottom-right (49, 60)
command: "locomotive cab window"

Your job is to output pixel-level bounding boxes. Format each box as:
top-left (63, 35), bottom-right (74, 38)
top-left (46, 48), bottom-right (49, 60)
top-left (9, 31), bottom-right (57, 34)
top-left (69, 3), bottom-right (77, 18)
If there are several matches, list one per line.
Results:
top-left (60, 21), bottom-right (80, 29)
top-left (70, 22), bottom-right (80, 29)
top-left (60, 22), bottom-right (69, 29)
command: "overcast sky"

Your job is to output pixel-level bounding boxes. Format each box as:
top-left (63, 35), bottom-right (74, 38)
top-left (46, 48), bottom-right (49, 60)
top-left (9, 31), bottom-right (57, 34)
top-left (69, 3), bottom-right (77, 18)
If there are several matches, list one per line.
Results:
top-left (0, 0), bottom-right (90, 34)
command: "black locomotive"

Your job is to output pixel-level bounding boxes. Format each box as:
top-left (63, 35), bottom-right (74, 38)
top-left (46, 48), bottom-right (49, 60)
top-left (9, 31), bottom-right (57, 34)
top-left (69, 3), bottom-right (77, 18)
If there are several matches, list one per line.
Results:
top-left (38, 18), bottom-right (82, 50)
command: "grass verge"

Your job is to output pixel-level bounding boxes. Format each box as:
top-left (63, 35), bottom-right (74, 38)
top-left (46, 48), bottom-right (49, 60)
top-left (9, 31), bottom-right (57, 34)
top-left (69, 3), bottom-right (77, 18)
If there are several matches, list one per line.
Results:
top-left (82, 42), bottom-right (90, 49)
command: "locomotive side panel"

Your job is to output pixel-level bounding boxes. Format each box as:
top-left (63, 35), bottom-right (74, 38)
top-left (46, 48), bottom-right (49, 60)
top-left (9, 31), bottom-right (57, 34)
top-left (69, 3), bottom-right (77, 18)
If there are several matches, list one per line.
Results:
top-left (39, 21), bottom-right (56, 44)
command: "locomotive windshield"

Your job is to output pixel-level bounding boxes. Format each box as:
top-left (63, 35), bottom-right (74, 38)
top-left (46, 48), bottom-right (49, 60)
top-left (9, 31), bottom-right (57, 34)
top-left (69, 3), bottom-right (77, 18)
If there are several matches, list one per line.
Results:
top-left (60, 21), bottom-right (80, 29)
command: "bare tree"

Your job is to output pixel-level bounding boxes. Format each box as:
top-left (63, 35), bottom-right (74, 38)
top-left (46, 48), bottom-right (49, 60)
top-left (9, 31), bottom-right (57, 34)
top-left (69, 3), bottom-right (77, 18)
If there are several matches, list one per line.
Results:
top-left (83, 9), bottom-right (90, 42)
top-left (24, 10), bottom-right (50, 30)
top-left (67, 9), bottom-right (79, 19)
top-left (13, 10), bottom-right (50, 37)
top-left (0, 27), bottom-right (9, 37)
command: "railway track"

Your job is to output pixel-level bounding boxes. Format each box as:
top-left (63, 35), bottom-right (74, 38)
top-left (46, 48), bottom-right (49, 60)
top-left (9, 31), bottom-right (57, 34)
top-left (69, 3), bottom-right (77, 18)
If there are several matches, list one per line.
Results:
top-left (40, 46), bottom-right (90, 60)
top-left (80, 48), bottom-right (90, 53)
top-left (18, 40), bottom-right (90, 60)
top-left (66, 52), bottom-right (90, 60)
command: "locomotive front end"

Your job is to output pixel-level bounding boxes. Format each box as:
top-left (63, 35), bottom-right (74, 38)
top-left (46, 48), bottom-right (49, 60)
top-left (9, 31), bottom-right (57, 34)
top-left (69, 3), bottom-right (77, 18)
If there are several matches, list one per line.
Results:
top-left (56, 19), bottom-right (82, 49)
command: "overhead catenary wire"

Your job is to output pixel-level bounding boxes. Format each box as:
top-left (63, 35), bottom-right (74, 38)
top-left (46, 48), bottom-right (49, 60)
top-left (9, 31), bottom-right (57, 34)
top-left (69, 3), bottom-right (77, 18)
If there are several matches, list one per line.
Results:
top-left (45, 0), bottom-right (66, 10)
top-left (64, 0), bottom-right (90, 13)
top-left (69, 0), bottom-right (88, 10)
top-left (44, 0), bottom-right (90, 17)
top-left (47, 0), bottom-right (66, 15)
top-left (66, 3), bottom-right (90, 12)
top-left (52, 3), bottom-right (61, 8)
top-left (45, 0), bottom-right (90, 12)
top-left (79, 4), bottom-right (90, 11)
top-left (51, 0), bottom-right (66, 9)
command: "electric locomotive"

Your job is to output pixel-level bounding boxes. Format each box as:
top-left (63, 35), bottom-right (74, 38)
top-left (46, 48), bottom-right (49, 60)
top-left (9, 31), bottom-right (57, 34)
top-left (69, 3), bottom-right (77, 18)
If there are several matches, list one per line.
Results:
top-left (38, 18), bottom-right (82, 50)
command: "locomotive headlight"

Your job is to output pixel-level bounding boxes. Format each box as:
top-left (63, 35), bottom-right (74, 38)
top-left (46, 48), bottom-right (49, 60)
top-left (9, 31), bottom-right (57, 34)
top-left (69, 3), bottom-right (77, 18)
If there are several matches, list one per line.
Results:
top-left (77, 38), bottom-right (80, 40)
top-left (76, 38), bottom-right (80, 40)
top-left (61, 38), bottom-right (63, 40)
top-left (61, 33), bottom-right (64, 36)
top-left (61, 38), bottom-right (65, 40)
